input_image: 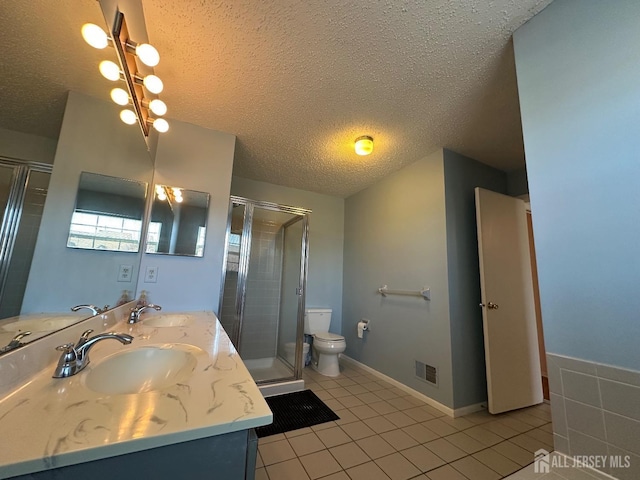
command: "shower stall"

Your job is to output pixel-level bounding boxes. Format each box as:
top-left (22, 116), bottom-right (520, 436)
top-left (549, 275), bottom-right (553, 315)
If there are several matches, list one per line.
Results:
top-left (219, 196), bottom-right (310, 391)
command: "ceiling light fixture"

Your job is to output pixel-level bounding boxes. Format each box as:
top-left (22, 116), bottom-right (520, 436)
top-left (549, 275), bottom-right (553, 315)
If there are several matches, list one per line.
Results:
top-left (81, 11), bottom-right (169, 140)
top-left (355, 136), bottom-right (374, 156)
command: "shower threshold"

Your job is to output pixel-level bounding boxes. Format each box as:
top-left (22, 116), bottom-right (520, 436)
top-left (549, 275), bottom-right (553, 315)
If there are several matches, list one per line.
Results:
top-left (244, 356), bottom-right (305, 397)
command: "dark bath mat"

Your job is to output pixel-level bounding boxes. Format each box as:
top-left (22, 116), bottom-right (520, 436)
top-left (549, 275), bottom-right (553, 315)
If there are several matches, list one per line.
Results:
top-left (256, 389), bottom-right (340, 438)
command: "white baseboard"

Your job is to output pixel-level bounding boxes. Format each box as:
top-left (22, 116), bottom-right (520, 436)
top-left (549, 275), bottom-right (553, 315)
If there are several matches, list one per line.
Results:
top-left (340, 355), bottom-right (485, 418)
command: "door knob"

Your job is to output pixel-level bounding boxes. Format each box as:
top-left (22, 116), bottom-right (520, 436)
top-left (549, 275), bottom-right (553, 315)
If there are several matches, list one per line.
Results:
top-left (479, 302), bottom-right (499, 310)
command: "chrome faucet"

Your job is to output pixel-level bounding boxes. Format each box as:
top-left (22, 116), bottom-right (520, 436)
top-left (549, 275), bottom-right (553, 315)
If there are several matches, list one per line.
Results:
top-left (70, 304), bottom-right (108, 316)
top-left (52, 329), bottom-right (133, 378)
top-left (0, 331), bottom-right (32, 353)
top-left (128, 304), bottom-right (162, 324)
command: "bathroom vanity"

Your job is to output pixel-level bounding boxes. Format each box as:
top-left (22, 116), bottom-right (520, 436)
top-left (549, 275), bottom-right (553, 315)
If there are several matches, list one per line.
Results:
top-left (0, 307), bottom-right (272, 479)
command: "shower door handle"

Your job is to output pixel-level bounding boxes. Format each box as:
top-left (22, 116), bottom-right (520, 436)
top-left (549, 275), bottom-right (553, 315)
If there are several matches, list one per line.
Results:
top-left (296, 288), bottom-right (303, 296)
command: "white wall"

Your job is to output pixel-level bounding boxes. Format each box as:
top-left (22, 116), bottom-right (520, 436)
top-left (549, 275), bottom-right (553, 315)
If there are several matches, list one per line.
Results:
top-left (0, 127), bottom-right (57, 164)
top-left (230, 176), bottom-right (345, 334)
top-left (514, 0), bottom-right (640, 370)
top-left (22, 91), bottom-right (153, 313)
top-left (137, 119), bottom-right (235, 312)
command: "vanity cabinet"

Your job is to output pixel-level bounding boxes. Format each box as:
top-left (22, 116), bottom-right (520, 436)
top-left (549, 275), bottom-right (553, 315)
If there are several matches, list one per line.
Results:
top-left (10, 429), bottom-right (258, 480)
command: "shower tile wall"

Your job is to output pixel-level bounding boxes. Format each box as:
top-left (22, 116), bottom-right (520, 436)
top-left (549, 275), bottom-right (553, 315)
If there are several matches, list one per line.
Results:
top-left (0, 171), bottom-right (50, 318)
top-left (240, 221), bottom-right (283, 360)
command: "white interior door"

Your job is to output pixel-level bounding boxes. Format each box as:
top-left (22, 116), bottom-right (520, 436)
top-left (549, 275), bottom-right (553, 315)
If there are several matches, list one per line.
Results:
top-left (475, 187), bottom-right (543, 414)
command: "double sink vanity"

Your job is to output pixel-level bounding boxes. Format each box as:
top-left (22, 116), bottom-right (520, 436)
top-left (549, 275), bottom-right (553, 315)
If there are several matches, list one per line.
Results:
top-left (0, 304), bottom-right (272, 479)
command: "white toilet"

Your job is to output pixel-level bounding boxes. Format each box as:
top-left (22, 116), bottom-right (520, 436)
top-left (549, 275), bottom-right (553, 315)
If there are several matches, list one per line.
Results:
top-left (304, 308), bottom-right (346, 377)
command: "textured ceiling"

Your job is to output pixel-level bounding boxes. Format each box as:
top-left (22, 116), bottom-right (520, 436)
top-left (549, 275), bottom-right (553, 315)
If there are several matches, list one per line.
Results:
top-left (1, 0), bottom-right (551, 197)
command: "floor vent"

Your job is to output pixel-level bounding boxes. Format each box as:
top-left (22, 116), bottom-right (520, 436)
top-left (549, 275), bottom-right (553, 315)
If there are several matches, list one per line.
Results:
top-left (415, 360), bottom-right (438, 386)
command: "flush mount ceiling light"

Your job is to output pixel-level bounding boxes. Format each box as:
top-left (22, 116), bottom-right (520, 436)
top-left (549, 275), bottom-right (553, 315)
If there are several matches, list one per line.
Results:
top-left (355, 136), bottom-right (374, 156)
top-left (81, 11), bottom-right (169, 140)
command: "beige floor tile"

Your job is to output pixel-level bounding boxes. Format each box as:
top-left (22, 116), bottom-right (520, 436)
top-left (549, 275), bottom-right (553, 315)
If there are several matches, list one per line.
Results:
top-left (480, 421), bottom-right (520, 439)
top-left (438, 416), bottom-right (476, 432)
top-left (258, 439), bottom-right (297, 465)
top-left (325, 399), bottom-right (347, 411)
top-left (538, 422), bottom-right (553, 433)
top-left (299, 449), bottom-right (343, 479)
top-left (464, 410), bottom-right (494, 425)
top-left (423, 418), bottom-right (459, 437)
top-left (370, 400), bottom-right (399, 415)
top-left (336, 378), bottom-right (357, 387)
top-left (401, 423), bottom-right (440, 444)
top-left (404, 395), bottom-right (428, 406)
top-left (507, 410), bottom-right (548, 428)
top-left (386, 411), bottom-right (417, 428)
top-left (327, 387), bottom-right (352, 398)
top-left (363, 382), bottom-right (388, 393)
top-left (255, 467), bottom-right (268, 480)
top-left (387, 396), bottom-right (414, 409)
top-left (446, 432), bottom-right (486, 454)
top-left (316, 426), bottom-right (353, 448)
top-left (315, 390), bottom-right (334, 401)
top-left (525, 406), bottom-right (552, 422)
top-left (491, 441), bottom-right (535, 466)
top-left (351, 405), bottom-right (380, 420)
top-left (404, 406), bottom-right (437, 423)
top-left (335, 408), bottom-right (360, 425)
top-left (451, 455), bottom-right (501, 480)
top-left (346, 384), bottom-right (370, 395)
top-left (510, 432), bottom-right (551, 453)
top-left (464, 426), bottom-right (504, 447)
top-left (256, 451), bottom-right (264, 468)
top-left (266, 458), bottom-right (311, 480)
top-left (356, 435), bottom-right (397, 459)
top-left (364, 416), bottom-right (398, 434)
top-left (473, 448), bottom-right (521, 476)
top-left (341, 421), bottom-right (377, 440)
top-left (380, 429), bottom-right (419, 450)
top-left (338, 395), bottom-right (365, 408)
top-left (318, 379), bottom-right (341, 389)
top-left (425, 464), bottom-right (469, 480)
top-left (286, 427), bottom-right (314, 438)
top-left (375, 389), bottom-right (400, 400)
top-left (359, 392), bottom-right (385, 404)
top-left (525, 427), bottom-right (553, 446)
top-left (424, 438), bottom-right (468, 463)
top-left (312, 420), bottom-right (337, 431)
top-left (389, 387), bottom-right (408, 397)
top-left (400, 444), bottom-right (446, 473)
top-left (494, 417), bottom-right (533, 434)
top-left (375, 452), bottom-right (421, 480)
top-left (259, 433), bottom-right (286, 445)
top-left (288, 432), bottom-right (326, 456)
top-left (330, 442), bottom-right (371, 469)
top-left (346, 461), bottom-right (392, 479)
top-left (320, 472), bottom-right (351, 480)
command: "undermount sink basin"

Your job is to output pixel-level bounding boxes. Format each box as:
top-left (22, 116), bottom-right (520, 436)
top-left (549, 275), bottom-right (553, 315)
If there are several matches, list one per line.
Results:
top-left (1, 315), bottom-right (82, 333)
top-left (141, 314), bottom-right (194, 328)
top-left (84, 344), bottom-right (204, 395)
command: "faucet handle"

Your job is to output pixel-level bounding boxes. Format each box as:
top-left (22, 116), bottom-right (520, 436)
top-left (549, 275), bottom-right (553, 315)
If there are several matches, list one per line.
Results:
top-left (76, 329), bottom-right (94, 348)
top-left (56, 343), bottom-right (75, 352)
top-left (55, 343), bottom-right (77, 362)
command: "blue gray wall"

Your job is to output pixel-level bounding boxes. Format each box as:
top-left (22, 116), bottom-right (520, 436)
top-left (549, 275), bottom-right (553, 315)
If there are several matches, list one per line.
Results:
top-left (514, 0), bottom-right (640, 371)
top-left (230, 176), bottom-right (345, 334)
top-left (443, 149), bottom-right (507, 408)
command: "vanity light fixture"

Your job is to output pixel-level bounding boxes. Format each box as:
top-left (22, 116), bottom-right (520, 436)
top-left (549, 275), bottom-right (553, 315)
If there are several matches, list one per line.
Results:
top-left (81, 11), bottom-right (169, 139)
top-left (155, 185), bottom-right (182, 204)
top-left (355, 136), bottom-right (374, 156)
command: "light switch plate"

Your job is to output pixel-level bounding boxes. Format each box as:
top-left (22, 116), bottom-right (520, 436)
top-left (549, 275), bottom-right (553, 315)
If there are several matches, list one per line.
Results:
top-left (145, 266), bottom-right (158, 283)
top-left (118, 264), bottom-right (133, 282)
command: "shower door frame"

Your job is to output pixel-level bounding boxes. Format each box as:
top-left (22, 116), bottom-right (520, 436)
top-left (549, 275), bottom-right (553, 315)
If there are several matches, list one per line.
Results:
top-left (220, 195), bottom-right (311, 384)
top-left (0, 157), bottom-right (52, 311)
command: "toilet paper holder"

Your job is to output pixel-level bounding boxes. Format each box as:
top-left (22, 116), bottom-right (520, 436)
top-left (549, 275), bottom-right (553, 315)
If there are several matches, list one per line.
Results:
top-left (357, 319), bottom-right (370, 338)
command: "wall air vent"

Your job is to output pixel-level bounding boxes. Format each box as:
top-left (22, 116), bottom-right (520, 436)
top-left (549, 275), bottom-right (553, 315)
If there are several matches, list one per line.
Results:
top-left (415, 360), bottom-right (438, 386)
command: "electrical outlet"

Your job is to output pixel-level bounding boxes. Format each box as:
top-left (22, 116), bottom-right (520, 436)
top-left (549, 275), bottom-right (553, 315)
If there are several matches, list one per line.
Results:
top-left (145, 266), bottom-right (158, 283)
top-left (118, 264), bottom-right (133, 282)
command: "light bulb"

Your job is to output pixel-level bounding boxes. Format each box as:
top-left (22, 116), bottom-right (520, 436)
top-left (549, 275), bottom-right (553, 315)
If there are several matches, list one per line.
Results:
top-left (143, 75), bottom-right (163, 94)
top-left (149, 99), bottom-right (167, 116)
top-left (155, 185), bottom-right (164, 194)
top-left (110, 88), bottom-right (129, 106)
top-left (172, 187), bottom-right (181, 195)
top-left (158, 192), bottom-right (167, 201)
top-left (136, 43), bottom-right (160, 67)
top-left (81, 23), bottom-right (108, 49)
top-left (153, 118), bottom-right (169, 133)
top-left (99, 61), bottom-right (120, 81)
top-left (120, 109), bottom-right (137, 125)
top-left (175, 195), bottom-right (183, 203)
top-left (354, 136), bottom-right (374, 156)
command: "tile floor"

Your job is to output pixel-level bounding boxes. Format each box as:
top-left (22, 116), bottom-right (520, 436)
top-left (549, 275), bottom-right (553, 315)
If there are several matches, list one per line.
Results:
top-left (255, 362), bottom-right (565, 480)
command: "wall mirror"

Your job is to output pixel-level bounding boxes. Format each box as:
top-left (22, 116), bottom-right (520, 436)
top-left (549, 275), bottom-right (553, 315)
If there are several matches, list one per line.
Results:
top-left (0, 0), bottom-right (155, 354)
top-left (67, 172), bottom-right (148, 252)
top-left (146, 185), bottom-right (210, 257)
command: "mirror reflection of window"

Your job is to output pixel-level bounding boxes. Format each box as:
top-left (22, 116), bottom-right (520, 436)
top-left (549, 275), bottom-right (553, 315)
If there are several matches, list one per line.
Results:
top-left (146, 185), bottom-right (210, 257)
top-left (66, 172), bottom-right (148, 253)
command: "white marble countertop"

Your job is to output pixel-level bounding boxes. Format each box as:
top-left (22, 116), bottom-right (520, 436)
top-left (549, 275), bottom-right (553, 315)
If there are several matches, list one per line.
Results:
top-left (0, 311), bottom-right (272, 478)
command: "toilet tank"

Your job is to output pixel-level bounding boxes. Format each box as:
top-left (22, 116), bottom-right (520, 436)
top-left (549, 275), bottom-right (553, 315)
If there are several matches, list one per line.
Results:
top-left (304, 308), bottom-right (332, 335)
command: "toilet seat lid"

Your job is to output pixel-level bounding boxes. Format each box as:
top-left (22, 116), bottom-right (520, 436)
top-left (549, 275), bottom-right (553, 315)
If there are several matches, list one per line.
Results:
top-left (315, 332), bottom-right (344, 342)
